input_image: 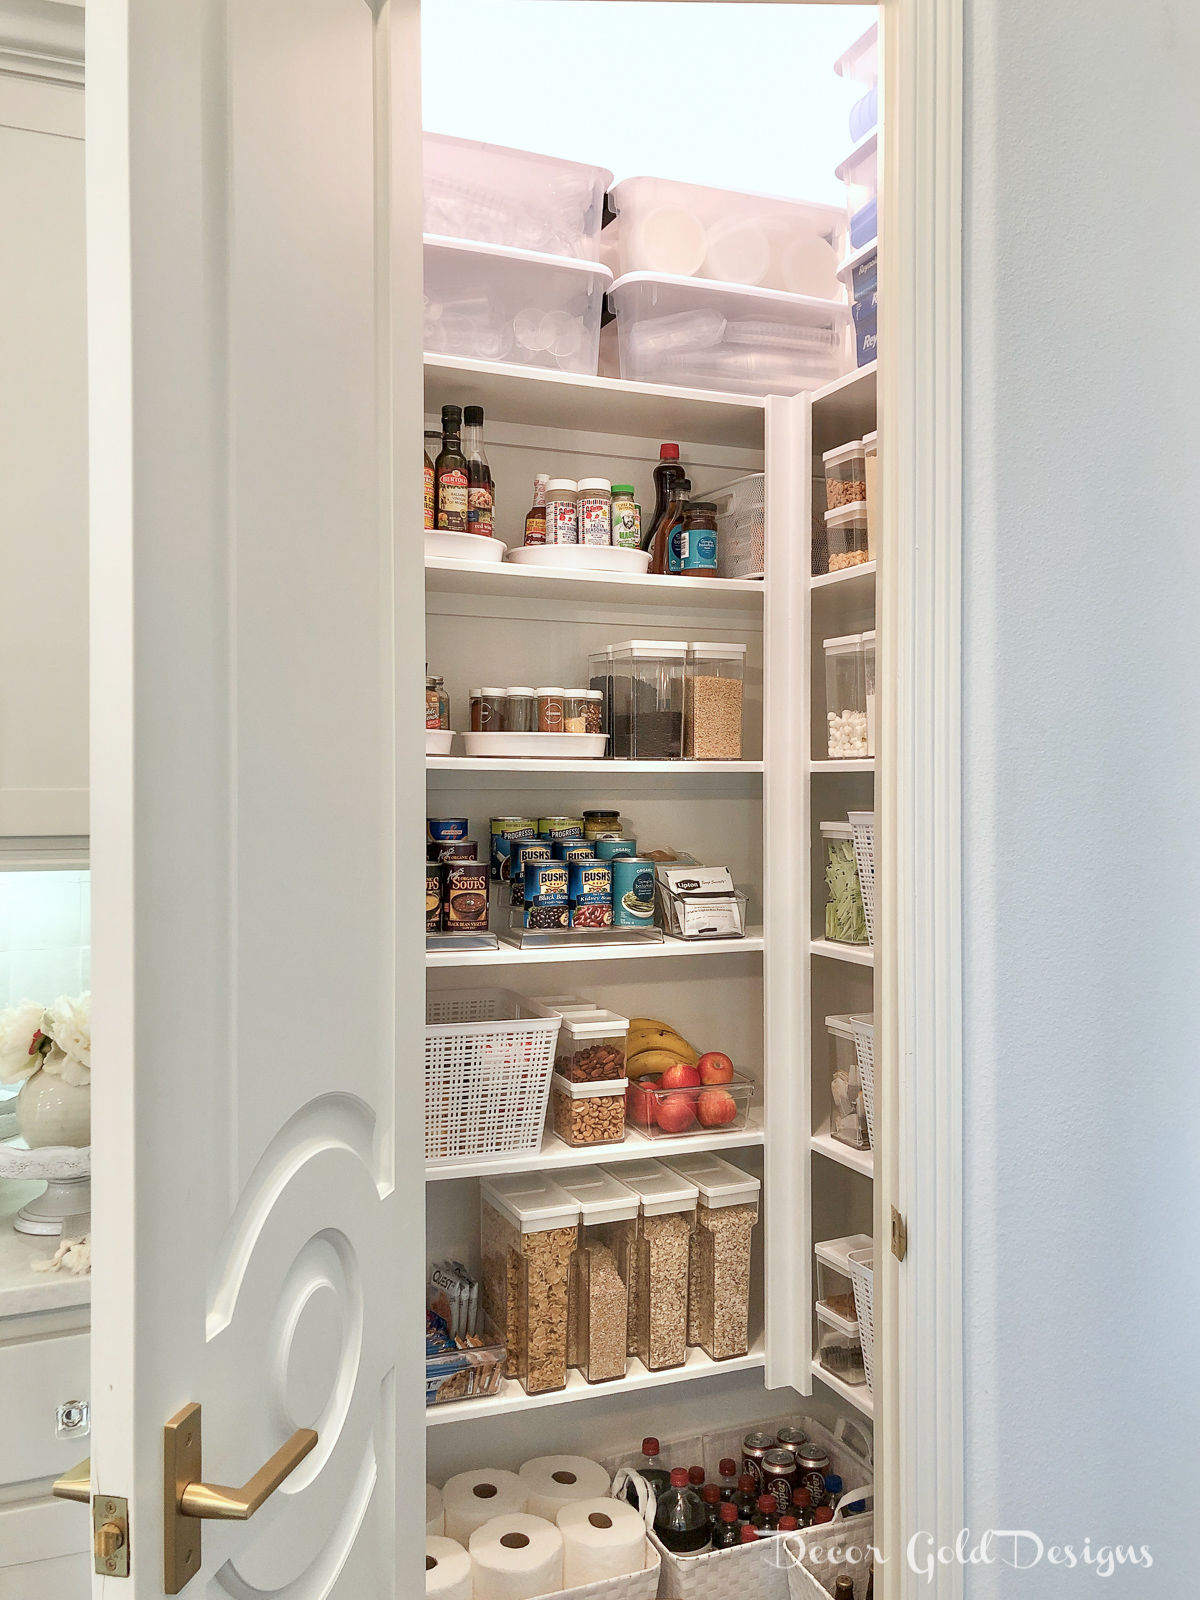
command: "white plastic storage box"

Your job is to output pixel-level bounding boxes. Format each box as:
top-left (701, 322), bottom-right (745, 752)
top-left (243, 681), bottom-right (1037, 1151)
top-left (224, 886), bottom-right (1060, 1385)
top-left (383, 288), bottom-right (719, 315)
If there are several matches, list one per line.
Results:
top-left (835, 131), bottom-right (879, 252)
top-left (850, 1015), bottom-right (878, 1150)
top-left (849, 1246), bottom-right (877, 1395)
top-left (709, 473), bottom-right (765, 580)
top-left (424, 236), bottom-right (612, 375)
top-left (423, 132), bottom-right (612, 260)
top-left (609, 273), bottom-right (850, 397)
top-left (424, 988), bottom-right (560, 1162)
top-left (823, 635), bottom-right (867, 759)
top-left (608, 176), bottom-right (844, 297)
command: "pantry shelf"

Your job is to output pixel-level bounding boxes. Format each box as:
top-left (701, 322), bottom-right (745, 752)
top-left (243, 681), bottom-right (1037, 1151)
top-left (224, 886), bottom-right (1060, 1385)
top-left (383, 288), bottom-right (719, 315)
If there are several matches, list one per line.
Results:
top-left (810, 1131), bottom-right (874, 1179)
top-left (811, 560), bottom-right (875, 594)
top-left (424, 354), bottom-right (766, 449)
top-left (811, 1359), bottom-right (874, 1421)
top-left (810, 938), bottom-right (875, 967)
top-left (810, 758), bottom-right (875, 774)
top-left (425, 556), bottom-right (765, 620)
top-left (427, 757), bottom-right (765, 776)
top-left (427, 928), bottom-right (765, 969)
top-left (427, 1109), bottom-right (766, 1182)
top-left (810, 360), bottom-right (877, 455)
top-left (427, 1339), bottom-right (767, 1427)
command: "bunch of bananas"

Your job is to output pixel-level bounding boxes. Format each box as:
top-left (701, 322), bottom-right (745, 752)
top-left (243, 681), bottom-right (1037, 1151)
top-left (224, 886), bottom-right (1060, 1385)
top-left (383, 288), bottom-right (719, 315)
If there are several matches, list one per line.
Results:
top-left (626, 1017), bottom-right (699, 1080)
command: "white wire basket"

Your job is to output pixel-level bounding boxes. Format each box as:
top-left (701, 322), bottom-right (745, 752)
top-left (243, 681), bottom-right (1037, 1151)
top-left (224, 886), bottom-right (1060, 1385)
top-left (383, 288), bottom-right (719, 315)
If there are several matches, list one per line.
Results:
top-left (849, 1015), bottom-right (876, 1151)
top-left (847, 810), bottom-right (877, 946)
top-left (783, 1515), bottom-right (876, 1599)
top-left (848, 1248), bottom-right (876, 1398)
top-left (709, 472), bottom-right (765, 580)
top-left (425, 987), bottom-right (560, 1162)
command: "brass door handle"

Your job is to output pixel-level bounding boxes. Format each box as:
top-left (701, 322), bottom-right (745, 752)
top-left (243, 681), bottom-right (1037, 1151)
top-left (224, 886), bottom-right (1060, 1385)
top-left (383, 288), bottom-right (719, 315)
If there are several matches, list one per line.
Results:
top-left (52, 1456), bottom-right (91, 1503)
top-left (164, 1402), bottom-right (317, 1592)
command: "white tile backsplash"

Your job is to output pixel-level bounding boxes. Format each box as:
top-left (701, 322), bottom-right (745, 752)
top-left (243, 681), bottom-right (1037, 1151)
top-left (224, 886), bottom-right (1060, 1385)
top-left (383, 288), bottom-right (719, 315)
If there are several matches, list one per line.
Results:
top-left (0, 870), bottom-right (90, 1009)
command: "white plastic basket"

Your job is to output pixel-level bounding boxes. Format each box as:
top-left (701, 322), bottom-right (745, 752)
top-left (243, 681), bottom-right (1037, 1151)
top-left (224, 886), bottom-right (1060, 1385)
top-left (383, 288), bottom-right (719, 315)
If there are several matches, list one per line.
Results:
top-left (783, 1515), bottom-right (876, 1599)
top-left (425, 988), bottom-right (560, 1162)
top-left (534, 1543), bottom-right (661, 1600)
top-left (848, 1248), bottom-right (876, 1397)
top-left (709, 472), bottom-right (765, 580)
top-left (849, 1016), bottom-right (876, 1151)
top-left (847, 810), bottom-right (877, 946)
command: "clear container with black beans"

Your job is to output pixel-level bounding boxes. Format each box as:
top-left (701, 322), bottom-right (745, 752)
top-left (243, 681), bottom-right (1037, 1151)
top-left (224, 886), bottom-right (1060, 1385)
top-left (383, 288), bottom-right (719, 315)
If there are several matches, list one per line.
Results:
top-left (611, 639), bottom-right (687, 760)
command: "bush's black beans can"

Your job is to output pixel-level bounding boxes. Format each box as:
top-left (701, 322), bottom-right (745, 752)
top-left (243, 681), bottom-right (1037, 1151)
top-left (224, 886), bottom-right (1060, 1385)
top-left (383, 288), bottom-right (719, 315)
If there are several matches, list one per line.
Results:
top-left (510, 842), bottom-right (552, 906)
top-left (524, 861), bottom-right (569, 929)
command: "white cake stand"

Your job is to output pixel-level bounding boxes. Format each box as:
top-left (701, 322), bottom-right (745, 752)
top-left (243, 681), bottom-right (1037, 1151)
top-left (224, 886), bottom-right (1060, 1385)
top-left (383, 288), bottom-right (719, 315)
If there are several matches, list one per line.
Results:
top-left (0, 1140), bottom-right (91, 1235)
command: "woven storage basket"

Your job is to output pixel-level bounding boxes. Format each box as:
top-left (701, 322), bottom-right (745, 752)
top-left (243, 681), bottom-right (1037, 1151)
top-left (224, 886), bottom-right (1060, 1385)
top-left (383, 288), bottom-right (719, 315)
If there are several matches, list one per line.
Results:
top-left (847, 811), bottom-right (876, 947)
top-left (849, 1016), bottom-right (876, 1151)
top-left (425, 987), bottom-right (560, 1162)
top-left (848, 1248), bottom-right (876, 1397)
top-left (535, 1543), bottom-right (661, 1600)
top-left (710, 472), bottom-right (765, 580)
top-left (783, 1514), bottom-right (876, 1599)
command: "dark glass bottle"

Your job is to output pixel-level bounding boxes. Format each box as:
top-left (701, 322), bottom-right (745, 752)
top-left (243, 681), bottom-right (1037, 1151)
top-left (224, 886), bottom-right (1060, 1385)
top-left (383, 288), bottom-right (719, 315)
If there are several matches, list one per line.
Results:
top-left (647, 477), bottom-right (691, 575)
top-left (834, 1578), bottom-right (856, 1600)
top-left (711, 1502), bottom-right (742, 1550)
top-left (653, 1468), bottom-right (711, 1555)
top-left (866, 1563), bottom-right (875, 1599)
top-left (463, 404), bottom-right (494, 538)
top-left (435, 405), bottom-right (468, 532)
top-left (643, 442), bottom-right (684, 550)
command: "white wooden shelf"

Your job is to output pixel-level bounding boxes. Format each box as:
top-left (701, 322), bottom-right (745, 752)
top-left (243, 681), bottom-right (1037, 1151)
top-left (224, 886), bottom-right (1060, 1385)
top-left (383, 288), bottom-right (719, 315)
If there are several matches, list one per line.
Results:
top-left (810, 758), bottom-right (875, 774)
top-left (810, 1131), bottom-right (874, 1178)
top-left (810, 938), bottom-right (875, 967)
top-left (428, 1109), bottom-right (765, 1182)
top-left (427, 1339), bottom-right (767, 1427)
top-left (810, 361), bottom-right (877, 455)
top-left (428, 757), bottom-right (764, 776)
top-left (428, 928), bottom-right (765, 969)
top-left (425, 556), bottom-right (765, 620)
top-left (425, 354), bottom-right (766, 449)
top-left (811, 560), bottom-right (876, 595)
top-left (810, 1359), bottom-right (874, 1419)
top-left (0, 1180), bottom-right (92, 1317)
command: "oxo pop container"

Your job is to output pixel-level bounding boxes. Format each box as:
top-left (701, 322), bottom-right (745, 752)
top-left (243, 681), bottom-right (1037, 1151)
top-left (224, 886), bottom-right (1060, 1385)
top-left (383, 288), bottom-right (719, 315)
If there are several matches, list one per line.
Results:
top-left (823, 503), bottom-right (870, 574)
top-left (821, 823), bottom-right (868, 945)
top-left (684, 644), bottom-right (747, 760)
top-left (822, 440), bottom-right (868, 510)
top-left (823, 634), bottom-right (867, 758)
top-left (611, 640), bottom-right (687, 760)
top-left (814, 1233), bottom-right (872, 1329)
top-left (602, 1159), bottom-right (698, 1371)
top-left (862, 630), bottom-right (877, 757)
top-left (423, 133), bottom-right (612, 260)
top-left (663, 1153), bottom-right (760, 1360)
top-left (553, 1009), bottom-right (630, 1083)
top-left (556, 1166), bottom-right (640, 1384)
top-left (480, 1173), bottom-right (580, 1394)
top-left (610, 273), bottom-right (850, 397)
top-left (423, 236), bottom-right (612, 376)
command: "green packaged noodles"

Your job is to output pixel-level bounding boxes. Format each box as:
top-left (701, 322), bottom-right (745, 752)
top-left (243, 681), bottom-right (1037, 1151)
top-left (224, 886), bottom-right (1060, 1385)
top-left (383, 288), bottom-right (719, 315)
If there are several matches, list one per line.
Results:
top-left (822, 822), bottom-right (867, 944)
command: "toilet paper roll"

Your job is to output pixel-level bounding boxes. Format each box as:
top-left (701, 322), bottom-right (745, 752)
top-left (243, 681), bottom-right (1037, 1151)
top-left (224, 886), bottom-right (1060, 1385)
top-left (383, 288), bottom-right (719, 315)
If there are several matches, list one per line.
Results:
top-left (518, 1455), bottom-right (611, 1523)
top-left (558, 1497), bottom-right (648, 1586)
top-left (442, 1468), bottom-right (526, 1545)
top-left (425, 1536), bottom-right (471, 1600)
top-left (468, 1513), bottom-right (563, 1600)
top-left (426, 1483), bottom-right (444, 1538)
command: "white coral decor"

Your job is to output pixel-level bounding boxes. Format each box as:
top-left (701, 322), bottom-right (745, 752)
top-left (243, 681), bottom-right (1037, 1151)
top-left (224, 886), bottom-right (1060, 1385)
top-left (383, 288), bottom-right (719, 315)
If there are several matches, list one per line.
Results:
top-left (41, 993), bottom-right (91, 1087)
top-left (0, 999), bottom-right (49, 1085)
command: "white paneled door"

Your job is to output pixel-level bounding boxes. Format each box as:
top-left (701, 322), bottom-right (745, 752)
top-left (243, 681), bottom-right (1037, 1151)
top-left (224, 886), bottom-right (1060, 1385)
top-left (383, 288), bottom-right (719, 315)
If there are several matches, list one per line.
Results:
top-left (84, 1), bottom-right (426, 1595)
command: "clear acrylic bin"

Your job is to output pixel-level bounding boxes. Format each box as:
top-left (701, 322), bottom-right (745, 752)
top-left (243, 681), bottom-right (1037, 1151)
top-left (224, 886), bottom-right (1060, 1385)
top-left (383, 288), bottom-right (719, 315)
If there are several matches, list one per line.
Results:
top-left (608, 176), bottom-right (844, 295)
top-left (822, 440), bottom-right (867, 510)
top-left (821, 823), bottom-right (867, 945)
top-left (685, 644), bottom-right (746, 759)
top-left (550, 1073), bottom-right (628, 1148)
top-left (480, 1173), bottom-right (580, 1395)
top-left (862, 630), bottom-right (877, 758)
top-left (604, 1159), bottom-right (698, 1372)
top-left (814, 1233), bottom-right (871, 1329)
top-left (826, 1013), bottom-right (870, 1149)
top-left (816, 1311), bottom-right (867, 1386)
top-left (423, 132), bottom-right (612, 260)
top-left (611, 639), bottom-right (686, 760)
top-left (557, 1167), bottom-right (640, 1384)
top-left (835, 131), bottom-right (878, 223)
top-left (424, 236), bottom-right (612, 375)
top-left (823, 634), bottom-right (867, 758)
top-left (663, 1153), bottom-right (760, 1361)
top-left (835, 21), bottom-right (879, 87)
top-left (554, 1009), bottom-right (630, 1083)
top-left (822, 504), bottom-right (870, 576)
top-left (610, 273), bottom-right (850, 397)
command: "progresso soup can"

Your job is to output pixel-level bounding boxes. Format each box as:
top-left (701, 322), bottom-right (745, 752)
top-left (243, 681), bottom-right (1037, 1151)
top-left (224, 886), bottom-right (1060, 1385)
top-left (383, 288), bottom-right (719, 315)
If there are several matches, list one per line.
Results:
top-left (524, 861), bottom-right (569, 930)
top-left (490, 817), bottom-right (536, 883)
top-left (611, 857), bottom-right (657, 926)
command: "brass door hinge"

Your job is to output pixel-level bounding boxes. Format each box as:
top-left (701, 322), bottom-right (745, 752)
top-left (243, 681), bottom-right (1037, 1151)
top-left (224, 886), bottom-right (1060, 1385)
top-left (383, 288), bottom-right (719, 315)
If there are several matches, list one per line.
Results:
top-left (891, 1206), bottom-right (908, 1261)
top-left (93, 1493), bottom-right (129, 1578)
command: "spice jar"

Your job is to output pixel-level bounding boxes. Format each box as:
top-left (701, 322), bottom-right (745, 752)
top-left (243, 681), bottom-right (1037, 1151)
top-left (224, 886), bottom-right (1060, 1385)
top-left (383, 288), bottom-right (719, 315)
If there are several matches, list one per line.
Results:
top-left (611, 639), bottom-right (686, 760)
top-left (562, 691), bottom-right (589, 734)
top-left (583, 809), bottom-right (622, 840)
top-left (550, 1074), bottom-right (628, 1148)
top-left (821, 822), bottom-right (867, 944)
top-left (583, 689), bottom-right (604, 735)
top-left (664, 1153), bottom-right (760, 1361)
top-left (685, 643), bottom-right (746, 759)
top-left (480, 1174), bottom-right (580, 1395)
top-left (577, 478), bottom-right (612, 546)
top-left (862, 629), bottom-right (876, 757)
top-left (426, 675), bottom-right (450, 730)
top-left (606, 1158), bottom-right (698, 1371)
top-left (827, 1012), bottom-right (870, 1149)
top-left (823, 503), bottom-right (870, 573)
top-left (611, 486), bottom-right (640, 550)
top-left (536, 687), bottom-right (565, 733)
top-left (553, 1009), bottom-right (630, 1082)
top-left (557, 1167), bottom-right (640, 1384)
top-left (822, 440), bottom-right (868, 509)
top-left (823, 634), bottom-right (866, 757)
top-left (503, 686), bottom-right (536, 734)
top-left (545, 479), bottom-right (579, 545)
top-left (477, 686), bottom-right (506, 733)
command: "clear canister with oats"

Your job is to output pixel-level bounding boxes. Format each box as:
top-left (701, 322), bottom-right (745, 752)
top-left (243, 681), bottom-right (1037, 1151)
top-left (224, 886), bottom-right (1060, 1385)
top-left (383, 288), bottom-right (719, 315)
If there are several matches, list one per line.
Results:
top-left (606, 1158), bottom-right (699, 1372)
top-left (661, 1151), bottom-right (760, 1361)
top-left (557, 1166), bottom-right (640, 1384)
top-left (684, 643), bottom-right (747, 759)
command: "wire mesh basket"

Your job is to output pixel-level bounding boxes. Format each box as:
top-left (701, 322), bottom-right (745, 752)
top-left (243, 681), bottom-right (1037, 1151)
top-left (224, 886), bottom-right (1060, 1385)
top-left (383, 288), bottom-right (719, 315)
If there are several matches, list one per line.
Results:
top-left (847, 810), bottom-right (877, 946)
top-left (710, 472), bottom-right (765, 580)
top-left (848, 1248), bottom-right (876, 1397)
top-left (849, 1015), bottom-right (876, 1151)
top-left (425, 987), bottom-right (560, 1162)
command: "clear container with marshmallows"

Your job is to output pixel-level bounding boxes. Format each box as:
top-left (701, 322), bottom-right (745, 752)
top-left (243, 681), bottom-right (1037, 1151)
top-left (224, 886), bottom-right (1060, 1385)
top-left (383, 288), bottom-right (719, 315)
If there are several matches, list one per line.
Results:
top-left (684, 643), bottom-right (746, 760)
top-left (824, 634), bottom-right (867, 758)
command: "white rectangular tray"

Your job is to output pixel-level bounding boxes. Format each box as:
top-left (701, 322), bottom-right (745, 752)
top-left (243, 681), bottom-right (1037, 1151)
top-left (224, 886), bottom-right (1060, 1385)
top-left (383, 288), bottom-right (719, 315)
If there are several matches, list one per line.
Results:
top-left (461, 732), bottom-right (608, 759)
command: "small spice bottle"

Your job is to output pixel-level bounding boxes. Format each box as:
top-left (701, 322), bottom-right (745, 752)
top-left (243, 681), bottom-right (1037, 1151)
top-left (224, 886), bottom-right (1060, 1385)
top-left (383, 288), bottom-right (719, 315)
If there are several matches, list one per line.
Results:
top-left (583, 690), bottom-right (604, 735)
top-left (577, 478), bottom-right (612, 546)
top-left (536, 687), bottom-right (565, 733)
top-left (671, 501), bottom-right (719, 577)
top-left (611, 486), bottom-right (641, 550)
top-left (503, 686), bottom-right (536, 734)
top-left (477, 686), bottom-right (506, 733)
top-left (425, 675), bottom-right (450, 730)
top-left (545, 479), bottom-right (579, 545)
top-left (524, 473), bottom-right (550, 546)
top-left (562, 691), bottom-right (589, 733)
top-left (469, 688), bottom-right (483, 732)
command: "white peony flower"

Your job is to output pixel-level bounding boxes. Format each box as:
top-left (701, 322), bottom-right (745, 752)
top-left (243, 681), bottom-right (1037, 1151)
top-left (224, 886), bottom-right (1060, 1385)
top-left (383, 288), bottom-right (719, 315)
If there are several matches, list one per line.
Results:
top-left (38, 1043), bottom-right (91, 1087)
top-left (0, 999), bottom-right (49, 1084)
top-left (42, 992), bottom-right (90, 1083)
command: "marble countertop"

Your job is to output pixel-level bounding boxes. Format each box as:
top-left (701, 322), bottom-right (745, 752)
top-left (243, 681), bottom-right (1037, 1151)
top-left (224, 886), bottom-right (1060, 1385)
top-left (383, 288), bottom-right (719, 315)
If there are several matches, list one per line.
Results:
top-left (0, 1178), bottom-right (91, 1318)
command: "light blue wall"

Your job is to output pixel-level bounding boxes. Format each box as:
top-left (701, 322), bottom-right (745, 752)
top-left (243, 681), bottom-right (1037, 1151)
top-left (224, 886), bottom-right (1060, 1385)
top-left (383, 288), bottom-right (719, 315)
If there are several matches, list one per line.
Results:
top-left (0, 870), bottom-right (90, 1009)
top-left (962, 0), bottom-right (1200, 1590)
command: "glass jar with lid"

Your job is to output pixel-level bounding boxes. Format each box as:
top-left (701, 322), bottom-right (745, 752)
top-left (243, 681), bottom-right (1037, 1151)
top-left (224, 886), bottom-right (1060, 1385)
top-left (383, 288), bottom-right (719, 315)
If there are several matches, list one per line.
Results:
top-left (611, 640), bottom-right (687, 760)
top-left (536, 688), bottom-right (565, 733)
top-left (685, 643), bottom-right (746, 759)
top-left (426, 675), bottom-right (449, 730)
top-left (503, 687), bottom-right (536, 734)
top-left (577, 478), bottom-right (612, 547)
top-left (545, 479), bottom-right (579, 545)
top-left (672, 501), bottom-right (719, 577)
top-left (583, 809), bottom-right (622, 840)
top-left (477, 686), bottom-right (506, 733)
top-left (582, 689), bottom-right (604, 736)
top-left (562, 691), bottom-right (589, 734)
top-left (823, 634), bottom-right (866, 758)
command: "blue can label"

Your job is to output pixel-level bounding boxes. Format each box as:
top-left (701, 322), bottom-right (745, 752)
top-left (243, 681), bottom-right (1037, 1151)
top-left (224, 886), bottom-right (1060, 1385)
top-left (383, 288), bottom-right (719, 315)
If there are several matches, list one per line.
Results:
top-left (524, 861), bottom-right (569, 928)
top-left (553, 840), bottom-right (596, 863)
top-left (568, 859), bottom-right (612, 928)
top-left (428, 816), bottom-right (468, 843)
top-left (510, 842), bottom-right (552, 905)
top-left (612, 859), bottom-right (656, 925)
top-left (595, 837), bottom-right (637, 861)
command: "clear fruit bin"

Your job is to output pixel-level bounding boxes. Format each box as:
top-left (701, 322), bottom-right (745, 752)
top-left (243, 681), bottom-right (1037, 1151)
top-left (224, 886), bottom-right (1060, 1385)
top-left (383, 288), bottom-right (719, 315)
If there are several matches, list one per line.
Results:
top-left (624, 1070), bottom-right (755, 1140)
top-left (610, 272), bottom-right (850, 397)
top-left (424, 236), bottom-right (612, 375)
top-left (423, 132), bottom-right (612, 260)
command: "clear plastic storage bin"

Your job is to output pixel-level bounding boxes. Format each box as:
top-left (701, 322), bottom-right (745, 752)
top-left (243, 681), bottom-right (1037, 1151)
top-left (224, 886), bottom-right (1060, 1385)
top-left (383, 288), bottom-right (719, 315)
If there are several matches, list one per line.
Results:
top-left (664, 1153), bottom-right (760, 1361)
top-left (822, 440), bottom-right (868, 510)
top-left (603, 1159), bottom-right (698, 1371)
top-left (834, 21), bottom-right (879, 87)
top-left (814, 1233), bottom-right (871, 1330)
top-left (480, 1173), bottom-right (580, 1395)
top-left (822, 504), bottom-right (870, 575)
top-left (553, 1009), bottom-right (630, 1082)
top-left (423, 236), bottom-right (612, 375)
top-left (862, 430), bottom-right (879, 556)
top-left (423, 133), bottom-right (612, 260)
top-left (823, 634), bottom-right (867, 758)
top-left (625, 1069), bottom-right (755, 1140)
top-left (685, 644), bottom-right (747, 759)
top-left (835, 132), bottom-right (879, 240)
top-left (550, 1073), bottom-right (628, 1148)
top-left (821, 822), bottom-right (868, 945)
top-left (608, 176), bottom-right (844, 295)
top-left (609, 273), bottom-right (850, 397)
top-left (816, 1314), bottom-right (867, 1386)
top-left (862, 630), bottom-right (877, 757)
top-left (826, 1013), bottom-right (870, 1149)
top-left (611, 639), bottom-right (686, 760)
top-left (557, 1166), bottom-right (640, 1384)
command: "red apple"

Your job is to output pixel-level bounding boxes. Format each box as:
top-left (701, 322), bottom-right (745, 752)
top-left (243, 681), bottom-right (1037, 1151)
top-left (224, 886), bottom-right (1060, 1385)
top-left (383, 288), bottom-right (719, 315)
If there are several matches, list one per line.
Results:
top-left (696, 1088), bottom-right (739, 1128)
top-left (626, 1078), bottom-right (660, 1130)
top-left (655, 1093), bottom-right (698, 1134)
top-left (659, 1061), bottom-right (701, 1092)
top-left (697, 1051), bottom-right (735, 1085)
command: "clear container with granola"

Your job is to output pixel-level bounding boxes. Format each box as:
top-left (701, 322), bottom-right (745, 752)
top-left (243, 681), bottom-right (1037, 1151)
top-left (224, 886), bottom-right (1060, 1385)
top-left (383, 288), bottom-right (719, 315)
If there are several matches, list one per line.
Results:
top-left (556, 1166), bottom-right (640, 1384)
top-left (479, 1173), bottom-right (580, 1395)
top-left (604, 1158), bottom-right (698, 1372)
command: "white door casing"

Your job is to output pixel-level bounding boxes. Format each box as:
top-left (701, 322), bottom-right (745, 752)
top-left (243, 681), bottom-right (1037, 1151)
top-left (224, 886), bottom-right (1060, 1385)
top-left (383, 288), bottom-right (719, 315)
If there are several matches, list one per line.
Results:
top-left (87, 1), bottom-right (426, 1595)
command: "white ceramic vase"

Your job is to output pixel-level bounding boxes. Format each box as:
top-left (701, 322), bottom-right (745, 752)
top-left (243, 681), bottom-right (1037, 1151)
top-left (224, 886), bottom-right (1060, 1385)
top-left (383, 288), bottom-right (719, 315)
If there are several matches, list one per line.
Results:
top-left (16, 1067), bottom-right (91, 1148)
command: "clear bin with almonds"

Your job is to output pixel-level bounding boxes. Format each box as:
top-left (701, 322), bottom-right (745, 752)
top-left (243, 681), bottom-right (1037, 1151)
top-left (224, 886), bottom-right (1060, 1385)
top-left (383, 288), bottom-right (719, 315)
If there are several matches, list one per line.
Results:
top-left (479, 1173), bottom-right (580, 1395)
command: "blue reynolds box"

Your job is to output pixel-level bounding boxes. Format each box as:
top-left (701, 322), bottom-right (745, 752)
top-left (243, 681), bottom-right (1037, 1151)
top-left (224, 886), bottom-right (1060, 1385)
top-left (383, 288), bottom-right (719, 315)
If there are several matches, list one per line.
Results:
top-left (850, 196), bottom-right (877, 251)
top-left (568, 858), bottom-right (612, 929)
top-left (852, 290), bottom-right (878, 367)
top-left (837, 240), bottom-right (878, 304)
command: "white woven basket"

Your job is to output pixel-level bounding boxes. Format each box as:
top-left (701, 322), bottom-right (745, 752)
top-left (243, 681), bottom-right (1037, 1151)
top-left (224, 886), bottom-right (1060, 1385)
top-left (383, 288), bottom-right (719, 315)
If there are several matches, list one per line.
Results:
top-left (847, 811), bottom-right (876, 947)
top-left (710, 472), bottom-right (765, 580)
top-left (783, 1514), bottom-right (876, 1599)
top-left (424, 987), bottom-right (560, 1162)
top-left (848, 1248), bottom-right (876, 1397)
top-left (535, 1543), bottom-right (661, 1600)
top-left (849, 1016), bottom-right (876, 1151)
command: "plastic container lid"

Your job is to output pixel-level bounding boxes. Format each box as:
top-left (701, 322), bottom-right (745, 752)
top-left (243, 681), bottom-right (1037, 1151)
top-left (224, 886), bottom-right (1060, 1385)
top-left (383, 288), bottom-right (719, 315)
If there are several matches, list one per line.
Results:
top-left (820, 822), bottom-right (854, 842)
top-left (862, 429), bottom-right (878, 452)
top-left (600, 1157), bottom-right (698, 1216)
top-left (481, 1172), bottom-right (580, 1233)
top-left (825, 1011), bottom-right (872, 1039)
top-left (824, 502), bottom-right (868, 525)
top-left (555, 1165), bottom-right (640, 1224)
top-left (662, 1152), bottom-right (761, 1209)
top-left (560, 1009), bottom-right (631, 1041)
top-left (480, 685), bottom-right (506, 695)
top-left (834, 21), bottom-right (878, 85)
top-left (469, 687), bottom-right (483, 696)
top-left (582, 689), bottom-right (603, 700)
top-left (689, 642), bottom-right (748, 660)
top-left (546, 479), bottom-right (578, 492)
top-left (816, 1298), bottom-right (859, 1336)
top-left (612, 639), bottom-right (689, 660)
top-left (821, 441), bottom-right (866, 468)
top-left (506, 685), bottom-right (535, 695)
top-left (834, 130), bottom-right (878, 184)
top-left (814, 1232), bottom-right (873, 1275)
top-left (577, 477), bottom-right (612, 492)
top-left (823, 633), bottom-right (863, 654)
top-left (527, 993), bottom-right (589, 1016)
top-left (861, 629), bottom-right (877, 645)
top-left (612, 484), bottom-right (635, 495)
top-left (551, 1072), bottom-right (629, 1100)
top-left (534, 686), bottom-right (565, 696)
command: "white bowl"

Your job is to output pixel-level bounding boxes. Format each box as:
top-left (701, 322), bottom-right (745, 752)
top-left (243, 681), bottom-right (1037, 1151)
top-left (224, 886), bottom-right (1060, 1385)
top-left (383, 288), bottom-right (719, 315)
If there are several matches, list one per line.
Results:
top-left (425, 729), bottom-right (454, 755)
top-left (425, 529), bottom-right (507, 563)
top-left (461, 732), bottom-right (607, 760)
top-left (504, 544), bottom-right (652, 575)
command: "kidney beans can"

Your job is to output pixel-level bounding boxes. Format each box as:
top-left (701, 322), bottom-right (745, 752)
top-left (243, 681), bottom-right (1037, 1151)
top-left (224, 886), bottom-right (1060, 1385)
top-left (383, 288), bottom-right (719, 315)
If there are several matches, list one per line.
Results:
top-left (427, 816), bottom-right (468, 843)
top-left (510, 841), bottom-right (553, 906)
top-left (595, 836), bottom-right (637, 861)
top-left (524, 861), bottom-right (569, 929)
top-left (568, 859), bottom-right (612, 928)
top-left (442, 861), bottom-right (488, 932)
top-left (490, 817), bottom-right (536, 883)
top-left (611, 857), bottom-right (657, 926)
